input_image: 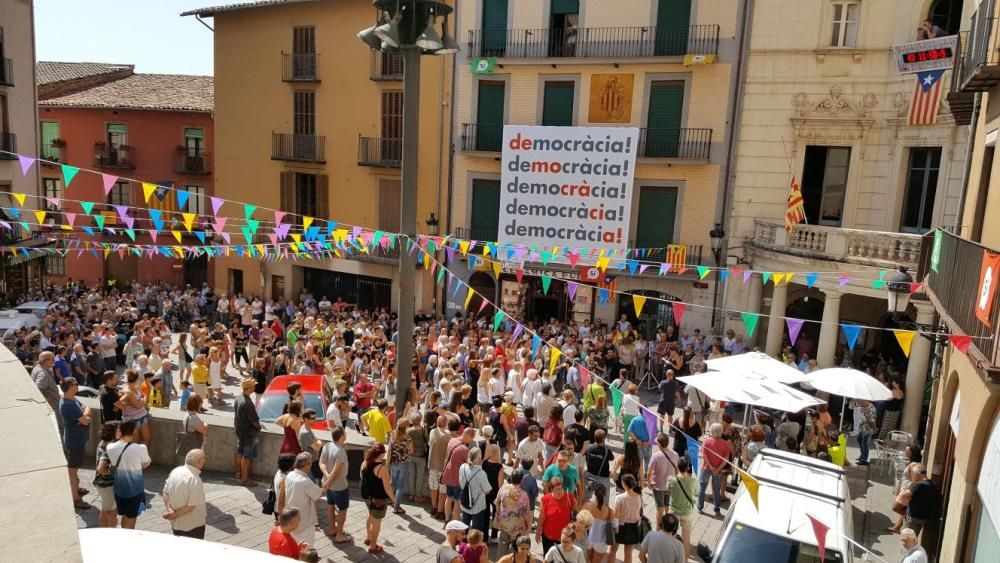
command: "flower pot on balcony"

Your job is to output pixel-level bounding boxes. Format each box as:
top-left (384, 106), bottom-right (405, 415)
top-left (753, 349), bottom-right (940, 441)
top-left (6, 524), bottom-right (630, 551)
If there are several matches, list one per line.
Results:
top-left (175, 145), bottom-right (187, 154)
top-left (50, 138), bottom-right (66, 148)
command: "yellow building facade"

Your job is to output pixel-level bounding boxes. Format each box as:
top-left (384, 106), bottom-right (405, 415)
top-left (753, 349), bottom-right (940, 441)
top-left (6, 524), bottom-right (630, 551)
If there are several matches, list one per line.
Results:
top-left (185, 0), bottom-right (451, 311)
top-left (447, 0), bottom-right (740, 330)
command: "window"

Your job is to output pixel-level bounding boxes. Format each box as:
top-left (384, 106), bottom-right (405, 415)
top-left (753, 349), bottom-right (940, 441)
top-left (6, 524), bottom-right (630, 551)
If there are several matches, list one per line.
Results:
top-left (645, 81), bottom-right (684, 157)
top-left (43, 178), bottom-right (63, 211)
top-left (470, 179), bottom-right (501, 240)
top-left (634, 186), bottom-right (678, 247)
top-left (293, 91), bottom-right (315, 136)
top-left (228, 268), bottom-right (244, 295)
top-left (45, 256), bottom-right (66, 276)
top-left (476, 81), bottom-right (505, 151)
top-left (901, 147), bottom-right (941, 233)
top-left (481, 0), bottom-right (510, 56)
top-left (280, 172), bottom-right (328, 224)
top-left (549, 0), bottom-right (579, 56)
top-left (801, 146), bottom-right (851, 226)
top-left (542, 81), bottom-right (575, 126)
top-left (381, 91), bottom-right (403, 139)
top-left (40, 122), bottom-right (60, 161)
top-left (378, 179), bottom-right (401, 232)
top-left (654, 0), bottom-right (693, 56)
top-left (293, 26), bottom-right (316, 54)
top-left (185, 185), bottom-right (206, 216)
top-left (830, 2), bottom-right (859, 47)
top-left (107, 123), bottom-right (127, 147)
top-left (108, 181), bottom-right (131, 206)
top-left (296, 173), bottom-right (318, 217)
top-left (184, 127), bottom-right (204, 157)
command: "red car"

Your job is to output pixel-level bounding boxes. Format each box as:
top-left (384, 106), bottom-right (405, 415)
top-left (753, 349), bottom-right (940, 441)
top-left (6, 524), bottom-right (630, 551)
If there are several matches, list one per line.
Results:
top-left (256, 374), bottom-right (330, 431)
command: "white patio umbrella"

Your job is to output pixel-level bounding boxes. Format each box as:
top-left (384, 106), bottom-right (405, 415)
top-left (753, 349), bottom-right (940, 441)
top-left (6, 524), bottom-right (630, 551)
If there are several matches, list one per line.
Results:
top-left (807, 367), bottom-right (892, 431)
top-left (678, 372), bottom-right (824, 414)
top-left (705, 351), bottom-right (812, 385)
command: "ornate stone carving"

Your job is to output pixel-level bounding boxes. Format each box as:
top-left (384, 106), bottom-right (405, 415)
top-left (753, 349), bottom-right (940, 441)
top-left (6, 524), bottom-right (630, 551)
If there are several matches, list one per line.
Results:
top-left (791, 87), bottom-right (879, 118)
top-left (893, 92), bottom-right (910, 118)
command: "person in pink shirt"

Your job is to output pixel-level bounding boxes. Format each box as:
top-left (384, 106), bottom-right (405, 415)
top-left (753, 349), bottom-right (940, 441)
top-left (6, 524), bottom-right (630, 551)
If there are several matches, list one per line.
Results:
top-left (696, 423), bottom-right (730, 515)
top-left (647, 433), bottom-right (679, 523)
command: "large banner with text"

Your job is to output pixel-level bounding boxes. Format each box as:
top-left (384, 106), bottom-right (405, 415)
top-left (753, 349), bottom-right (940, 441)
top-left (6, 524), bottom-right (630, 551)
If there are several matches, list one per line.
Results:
top-left (500, 125), bottom-right (639, 250)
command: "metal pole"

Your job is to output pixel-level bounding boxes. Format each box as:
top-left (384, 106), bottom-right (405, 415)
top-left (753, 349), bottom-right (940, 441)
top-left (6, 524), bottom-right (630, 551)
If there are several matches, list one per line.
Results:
top-left (395, 47), bottom-right (421, 419)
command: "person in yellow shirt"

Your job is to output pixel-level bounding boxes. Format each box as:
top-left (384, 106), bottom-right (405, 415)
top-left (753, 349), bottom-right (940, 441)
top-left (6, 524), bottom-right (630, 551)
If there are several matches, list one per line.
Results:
top-left (146, 377), bottom-right (164, 408)
top-left (361, 399), bottom-right (392, 444)
top-left (192, 354), bottom-right (210, 400)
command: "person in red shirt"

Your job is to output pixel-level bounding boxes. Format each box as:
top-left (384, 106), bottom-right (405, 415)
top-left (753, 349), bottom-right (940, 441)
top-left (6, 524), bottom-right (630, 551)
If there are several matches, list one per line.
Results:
top-left (696, 422), bottom-right (731, 515)
top-left (354, 373), bottom-right (375, 412)
top-left (536, 476), bottom-right (576, 554)
top-left (269, 507), bottom-right (308, 559)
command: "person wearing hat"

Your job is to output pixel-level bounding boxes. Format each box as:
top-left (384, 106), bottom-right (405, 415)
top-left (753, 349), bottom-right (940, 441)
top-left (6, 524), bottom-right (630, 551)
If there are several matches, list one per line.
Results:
top-left (438, 520), bottom-right (467, 563)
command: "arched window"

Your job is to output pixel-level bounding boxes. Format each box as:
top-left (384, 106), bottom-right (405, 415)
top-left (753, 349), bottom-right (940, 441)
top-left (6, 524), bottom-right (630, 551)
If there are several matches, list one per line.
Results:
top-left (930, 0), bottom-right (963, 35)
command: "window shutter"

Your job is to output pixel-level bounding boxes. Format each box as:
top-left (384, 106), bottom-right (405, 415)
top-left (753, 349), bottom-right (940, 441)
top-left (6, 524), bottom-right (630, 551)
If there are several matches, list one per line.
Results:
top-left (476, 81), bottom-right (505, 151)
top-left (316, 174), bottom-right (329, 220)
top-left (184, 127), bottom-right (204, 139)
top-left (655, 0), bottom-right (692, 56)
top-left (645, 82), bottom-right (684, 157)
top-left (481, 0), bottom-right (509, 54)
top-left (107, 124), bottom-right (127, 134)
top-left (379, 179), bottom-right (401, 232)
top-left (470, 179), bottom-right (501, 240)
top-left (634, 186), bottom-right (677, 247)
top-left (280, 172), bottom-right (294, 213)
top-left (551, 0), bottom-right (580, 15)
top-left (542, 82), bottom-right (575, 126)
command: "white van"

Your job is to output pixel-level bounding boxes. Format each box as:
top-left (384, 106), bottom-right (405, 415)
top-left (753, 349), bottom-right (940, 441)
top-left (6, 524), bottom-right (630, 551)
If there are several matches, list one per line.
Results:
top-left (15, 300), bottom-right (54, 318)
top-left (0, 309), bottom-right (40, 338)
top-left (710, 448), bottom-right (854, 563)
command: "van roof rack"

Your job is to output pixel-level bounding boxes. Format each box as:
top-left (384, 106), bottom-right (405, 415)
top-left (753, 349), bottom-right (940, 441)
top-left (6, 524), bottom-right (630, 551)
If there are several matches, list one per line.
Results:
top-left (759, 449), bottom-right (847, 477)
top-left (749, 474), bottom-right (846, 505)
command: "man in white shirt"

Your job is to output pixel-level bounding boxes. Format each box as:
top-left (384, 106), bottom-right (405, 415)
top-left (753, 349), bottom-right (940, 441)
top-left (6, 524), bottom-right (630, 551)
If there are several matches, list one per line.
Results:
top-left (515, 425), bottom-right (545, 477)
top-left (162, 449), bottom-right (207, 539)
top-left (283, 452), bottom-right (328, 545)
top-left (100, 325), bottom-right (118, 372)
top-left (900, 528), bottom-right (928, 563)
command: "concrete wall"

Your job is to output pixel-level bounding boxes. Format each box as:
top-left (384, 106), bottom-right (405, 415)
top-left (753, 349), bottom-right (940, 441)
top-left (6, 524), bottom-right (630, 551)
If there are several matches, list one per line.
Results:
top-left (78, 397), bottom-right (373, 481)
top-left (0, 344), bottom-right (83, 562)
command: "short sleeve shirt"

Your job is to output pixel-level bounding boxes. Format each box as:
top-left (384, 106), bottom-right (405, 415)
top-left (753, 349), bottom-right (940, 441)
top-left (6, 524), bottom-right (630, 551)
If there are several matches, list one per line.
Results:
top-left (60, 398), bottom-right (89, 449)
top-left (320, 442), bottom-right (349, 491)
top-left (107, 440), bottom-right (150, 498)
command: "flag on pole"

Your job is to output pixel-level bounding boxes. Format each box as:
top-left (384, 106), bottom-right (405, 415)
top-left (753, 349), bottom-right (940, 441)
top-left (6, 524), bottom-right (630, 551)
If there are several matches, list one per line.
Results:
top-left (908, 69), bottom-right (944, 126)
top-left (785, 176), bottom-right (806, 232)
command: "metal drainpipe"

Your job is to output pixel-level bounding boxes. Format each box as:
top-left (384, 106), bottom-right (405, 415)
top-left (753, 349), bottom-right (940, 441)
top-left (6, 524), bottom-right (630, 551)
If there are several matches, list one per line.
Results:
top-left (953, 91), bottom-right (980, 234)
top-left (441, 0), bottom-right (460, 318)
top-left (712, 0), bottom-right (754, 331)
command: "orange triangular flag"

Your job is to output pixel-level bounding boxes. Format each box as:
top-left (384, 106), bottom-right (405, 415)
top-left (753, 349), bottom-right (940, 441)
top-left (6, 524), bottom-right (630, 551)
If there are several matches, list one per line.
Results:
top-left (894, 330), bottom-right (916, 358)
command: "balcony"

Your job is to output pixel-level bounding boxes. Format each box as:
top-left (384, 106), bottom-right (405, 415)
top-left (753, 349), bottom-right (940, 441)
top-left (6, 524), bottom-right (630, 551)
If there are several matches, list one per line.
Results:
top-left (639, 128), bottom-right (712, 160)
top-left (960, 0), bottom-right (1000, 91)
top-left (751, 219), bottom-right (922, 270)
top-left (454, 227), bottom-right (499, 242)
top-left (467, 24), bottom-right (719, 59)
top-left (0, 132), bottom-right (15, 159)
top-left (357, 136), bottom-right (401, 168)
top-left (282, 52), bottom-right (319, 82)
top-left (460, 123), bottom-right (503, 152)
top-left (0, 58), bottom-right (12, 86)
top-left (346, 245), bottom-right (400, 266)
top-left (922, 229), bottom-right (1000, 373)
top-left (948, 32), bottom-right (975, 125)
top-left (173, 152), bottom-right (211, 175)
top-left (370, 50), bottom-right (403, 81)
top-left (93, 144), bottom-right (135, 170)
top-left (271, 132), bottom-right (325, 163)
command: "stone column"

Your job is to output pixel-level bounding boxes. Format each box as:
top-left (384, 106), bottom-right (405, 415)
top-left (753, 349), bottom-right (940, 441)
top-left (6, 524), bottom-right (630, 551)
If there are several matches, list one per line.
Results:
top-left (816, 290), bottom-right (842, 368)
top-left (901, 301), bottom-right (936, 437)
top-left (765, 281), bottom-right (788, 357)
top-left (746, 273), bottom-right (764, 348)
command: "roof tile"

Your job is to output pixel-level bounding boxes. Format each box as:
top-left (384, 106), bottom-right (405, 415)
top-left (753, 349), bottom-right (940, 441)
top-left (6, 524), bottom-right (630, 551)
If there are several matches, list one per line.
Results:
top-left (39, 73), bottom-right (214, 113)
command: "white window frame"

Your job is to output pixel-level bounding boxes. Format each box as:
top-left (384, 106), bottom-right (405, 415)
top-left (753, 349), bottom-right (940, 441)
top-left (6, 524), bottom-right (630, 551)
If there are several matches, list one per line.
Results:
top-left (830, 2), bottom-right (860, 48)
top-left (185, 185), bottom-right (206, 216)
top-left (45, 255), bottom-right (66, 276)
top-left (43, 178), bottom-right (63, 210)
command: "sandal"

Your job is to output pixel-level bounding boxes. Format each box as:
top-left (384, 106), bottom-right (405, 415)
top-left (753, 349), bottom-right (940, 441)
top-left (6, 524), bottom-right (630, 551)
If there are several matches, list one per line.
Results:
top-left (241, 480), bottom-right (259, 487)
top-left (334, 535), bottom-right (353, 544)
top-left (364, 539), bottom-right (370, 546)
top-left (77, 487), bottom-right (90, 496)
top-left (73, 500), bottom-right (92, 510)
top-left (368, 546), bottom-right (384, 554)
top-left (394, 507), bottom-right (407, 515)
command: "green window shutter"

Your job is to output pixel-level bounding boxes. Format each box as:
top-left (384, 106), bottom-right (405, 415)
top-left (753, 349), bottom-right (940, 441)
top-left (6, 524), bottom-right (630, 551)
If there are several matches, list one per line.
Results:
top-left (476, 81), bottom-right (505, 151)
top-left (40, 122), bottom-right (60, 158)
top-left (107, 123), bottom-right (127, 134)
top-left (184, 127), bottom-right (204, 139)
top-left (470, 179), bottom-right (501, 241)
top-left (542, 82), bottom-right (575, 126)
top-left (482, 0), bottom-right (509, 54)
top-left (551, 0), bottom-right (580, 15)
top-left (645, 82), bottom-right (684, 157)
top-left (655, 0), bottom-right (692, 56)
top-left (635, 186), bottom-right (678, 247)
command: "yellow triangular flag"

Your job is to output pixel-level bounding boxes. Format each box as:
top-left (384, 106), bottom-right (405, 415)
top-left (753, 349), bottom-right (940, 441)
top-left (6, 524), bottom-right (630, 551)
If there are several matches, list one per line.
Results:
top-left (482, 244), bottom-right (491, 257)
top-left (181, 212), bottom-right (196, 232)
top-left (172, 230), bottom-right (183, 244)
top-left (633, 294), bottom-right (647, 316)
top-left (459, 240), bottom-right (470, 255)
top-left (785, 272), bottom-right (795, 284)
top-left (12, 193), bottom-right (26, 206)
top-left (464, 287), bottom-right (475, 309)
top-left (737, 469), bottom-right (760, 511)
top-left (549, 347), bottom-right (562, 376)
top-left (596, 256), bottom-right (611, 272)
top-left (303, 216), bottom-right (313, 230)
top-left (492, 261), bottom-right (501, 278)
top-left (894, 330), bottom-right (916, 358)
top-left (33, 210), bottom-right (47, 224)
top-left (775, 273), bottom-right (787, 285)
top-left (333, 229), bottom-right (348, 243)
top-left (103, 248), bottom-right (111, 260)
top-left (255, 244), bottom-right (265, 256)
top-left (423, 252), bottom-right (431, 269)
top-left (173, 245), bottom-right (184, 258)
top-left (142, 182), bottom-right (158, 203)
top-left (291, 233), bottom-right (302, 243)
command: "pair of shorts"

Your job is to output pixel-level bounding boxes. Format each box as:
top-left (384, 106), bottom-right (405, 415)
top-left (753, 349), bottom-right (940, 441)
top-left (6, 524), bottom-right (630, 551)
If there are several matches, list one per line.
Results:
top-left (591, 542), bottom-right (610, 554)
top-left (653, 489), bottom-right (670, 508)
top-left (97, 485), bottom-right (116, 512)
top-left (65, 446), bottom-right (85, 469)
top-left (366, 499), bottom-right (388, 519)
top-left (676, 512), bottom-right (694, 528)
top-left (428, 469), bottom-right (446, 493)
top-left (657, 403), bottom-right (675, 417)
top-left (446, 484), bottom-right (462, 500)
top-left (115, 493), bottom-right (143, 519)
top-left (194, 383), bottom-right (208, 398)
top-left (236, 437), bottom-right (259, 460)
top-left (327, 488), bottom-right (350, 510)
top-left (130, 414), bottom-right (150, 428)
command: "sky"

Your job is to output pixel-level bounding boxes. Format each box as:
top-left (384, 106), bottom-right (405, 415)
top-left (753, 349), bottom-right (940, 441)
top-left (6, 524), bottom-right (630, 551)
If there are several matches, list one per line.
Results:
top-left (34, 0), bottom-right (215, 76)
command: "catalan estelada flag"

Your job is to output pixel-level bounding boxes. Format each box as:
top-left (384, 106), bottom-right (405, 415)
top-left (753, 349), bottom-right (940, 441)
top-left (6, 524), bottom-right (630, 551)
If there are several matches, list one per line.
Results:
top-left (909, 69), bottom-right (944, 126)
top-left (785, 176), bottom-right (806, 232)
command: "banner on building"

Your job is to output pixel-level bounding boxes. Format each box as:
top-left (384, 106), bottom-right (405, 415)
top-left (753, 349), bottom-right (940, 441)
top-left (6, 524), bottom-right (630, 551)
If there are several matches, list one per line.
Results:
top-left (471, 57), bottom-right (496, 74)
top-left (588, 74), bottom-right (634, 123)
top-left (500, 125), bottom-right (639, 249)
top-left (893, 35), bottom-right (957, 75)
top-left (976, 250), bottom-right (1000, 327)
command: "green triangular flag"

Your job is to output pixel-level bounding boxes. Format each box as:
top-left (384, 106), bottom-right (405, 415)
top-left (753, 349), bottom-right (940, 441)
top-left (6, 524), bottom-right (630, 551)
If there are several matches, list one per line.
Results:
top-left (493, 310), bottom-right (504, 332)
top-left (80, 201), bottom-right (94, 215)
top-left (61, 164), bottom-right (80, 187)
top-left (541, 275), bottom-right (552, 295)
top-left (762, 272), bottom-right (772, 285)
top-left (696, 265), bottom-right (710, 280)
top-left (125, 229), bottom-right (135, 241)
top-left (244, 204), bottom-right (257, 220)
top-left (742, 312), bottom-right (761, 338)
top-left (405, 238), bottom-right (414, 252)
top-left (610, 383), bottom-right (624, 417)
top-left (94, 214), bottom-right (105, 231)
top-left (373, 230), bottom-right (384, 247)
top-left (436, 267), bottom-right (446, 284)
top-left (872, 269), bottom-right (887, 289)
top-left (241, 226), bottom-right (253, 243)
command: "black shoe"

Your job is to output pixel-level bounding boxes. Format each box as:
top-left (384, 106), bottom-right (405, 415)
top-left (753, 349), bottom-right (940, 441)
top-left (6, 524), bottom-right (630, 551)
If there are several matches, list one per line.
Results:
top-left (856, 460), bottom-right (869, 466)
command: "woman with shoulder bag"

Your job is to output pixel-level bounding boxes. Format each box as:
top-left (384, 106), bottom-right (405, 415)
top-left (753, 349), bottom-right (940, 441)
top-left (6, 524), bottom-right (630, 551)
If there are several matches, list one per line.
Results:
top-left (93, 421), bottom-right (120, 528)
top-left (175, 394), bottom-right (207, 463)
top-left (612, 474), bottom-right (644, 563)
top-left (360, 444), bottom-right (394, 555)
top-left (582, 483), bottom-right (616, 563)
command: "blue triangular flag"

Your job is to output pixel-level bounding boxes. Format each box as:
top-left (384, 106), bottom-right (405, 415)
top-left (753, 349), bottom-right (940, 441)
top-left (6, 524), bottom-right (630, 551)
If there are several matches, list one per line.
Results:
top-left (531, 335), bottom-right (542, 360)
top-left (806, 272), bottom-right (818, 288)
top-left (176, 190), bottom-right (190, 210)
top-left (841, 324), bottom-right (862, 351)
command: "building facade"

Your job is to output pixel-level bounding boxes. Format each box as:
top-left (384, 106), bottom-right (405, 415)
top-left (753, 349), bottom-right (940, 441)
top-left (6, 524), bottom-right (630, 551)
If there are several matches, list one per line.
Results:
top-left (724, 0), bottom-right (968, 438)
top-left (35, 62), bottom-right (215, 288)
top-left (184, 0), bottom-right (451, 311)
top-left (0, 0), bottom-right (44, 297)
top-left (447, 0), bottom-right (741, 332)
top-left (922, 0), bottom-right (1000, 560)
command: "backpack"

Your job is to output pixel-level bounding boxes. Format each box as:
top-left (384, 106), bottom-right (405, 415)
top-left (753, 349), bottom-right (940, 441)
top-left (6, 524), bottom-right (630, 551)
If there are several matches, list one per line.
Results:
top-left (543, 420), bottom-right (562, 446)
top-left (460, 467), bottom-right (481, 511)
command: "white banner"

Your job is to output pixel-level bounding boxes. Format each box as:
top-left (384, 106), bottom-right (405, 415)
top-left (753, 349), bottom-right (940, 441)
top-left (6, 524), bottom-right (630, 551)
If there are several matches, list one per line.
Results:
top-left (893, 35), bottom-right (957, 74)
top-left (499, 125), bottom-right (639, 250)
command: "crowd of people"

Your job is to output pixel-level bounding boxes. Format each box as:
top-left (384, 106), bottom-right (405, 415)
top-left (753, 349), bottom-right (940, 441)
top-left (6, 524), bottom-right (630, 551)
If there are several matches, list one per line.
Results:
top-left (11, 280), bottom-right (930, 561)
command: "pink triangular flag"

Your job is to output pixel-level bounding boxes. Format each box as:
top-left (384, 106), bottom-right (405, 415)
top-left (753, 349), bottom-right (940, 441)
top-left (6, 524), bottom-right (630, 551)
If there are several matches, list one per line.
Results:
top-left (743, 270), bottom-right (752, 283)
top-left (220, 232), bottom-right (231, 243)
top-left (101, 174), bottom-right (118, 196)
top-left (267, 233), bottom-right (278, 245)
top-left (579, 366), bottom-right (591, 388)
top-left (515, 269), bottom-right (524, 284)
top-left (45, 197), bottom-right (60, 208)
top-left (149, 230), bottom-right (158, 243)
top-left (672, 302), bottom-right (687, 325)
top-left (63, 212), bottom-right (77, 226)
top-left (786, 318), bottom-right (805, 346)
top-left (806, 515), bottom-right (829, 563)
top-left (477, 298), bottom-right (490, 314)
top-left (567, 252), bottom-right (580, 267)
top-left (213, 216), bottom-right (228, 234)
top-left (639, 264), bottom-right (651, 275)
top-left (274, 210), bottom-right (287, 224)
top-left (18, 155), bottom-right (36, 175)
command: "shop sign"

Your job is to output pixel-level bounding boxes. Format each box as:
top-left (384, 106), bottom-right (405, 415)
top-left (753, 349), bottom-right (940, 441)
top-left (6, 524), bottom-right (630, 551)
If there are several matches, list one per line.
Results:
top-left (503, 266), bottom-right (579, 281)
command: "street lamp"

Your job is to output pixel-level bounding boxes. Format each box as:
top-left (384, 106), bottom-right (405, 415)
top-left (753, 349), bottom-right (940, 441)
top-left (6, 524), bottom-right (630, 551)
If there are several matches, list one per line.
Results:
top-left (359, 0), bottom-right (454, 419)
top-left (709, 223), bottom-right (725, 266)
top-left (885, 266), bottom-right (913, 317)
top-left (425, 212), bottom-right (439, 236)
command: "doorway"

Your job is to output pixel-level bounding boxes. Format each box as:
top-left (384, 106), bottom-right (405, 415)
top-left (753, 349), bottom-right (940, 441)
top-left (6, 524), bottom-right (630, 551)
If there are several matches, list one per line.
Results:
top-left (801, 145), bottom-right (851, 226)
top-left (271, 275), bottom-right (285, 302)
